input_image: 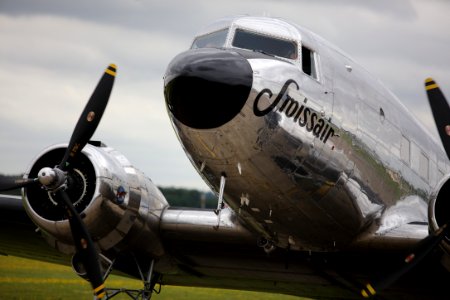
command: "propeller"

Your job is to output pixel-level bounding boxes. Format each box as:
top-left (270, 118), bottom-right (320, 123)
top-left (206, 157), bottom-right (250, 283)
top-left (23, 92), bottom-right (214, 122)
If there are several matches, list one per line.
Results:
top-left (0, 64), bottom-right (117, 299)
top-left (0, 177), bottom-right (38, 192)
top-left (57, 189), bottom-right (106, 299)
top-left (361, 224), bottom-right (449, 298)
top-left (360, 78), bottom-right (450, 298)
top-left (425, 78), bottom-right (450, 159)
top-left (59, 64), bottom-right (116, 170)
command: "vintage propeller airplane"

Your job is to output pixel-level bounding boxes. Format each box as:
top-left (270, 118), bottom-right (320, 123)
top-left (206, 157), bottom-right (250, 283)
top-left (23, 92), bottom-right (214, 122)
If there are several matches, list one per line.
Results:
top-left (1, 15), bottom-right (450, 300)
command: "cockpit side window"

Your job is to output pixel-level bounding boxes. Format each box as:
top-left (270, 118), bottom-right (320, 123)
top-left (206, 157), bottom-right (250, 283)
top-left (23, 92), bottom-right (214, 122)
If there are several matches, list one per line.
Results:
top-left (302, 46), bottom-right (318, 80)
top-left (232, 29), bottom-right (297, 60)
top-left (191, 28), bottom-right (229, 49)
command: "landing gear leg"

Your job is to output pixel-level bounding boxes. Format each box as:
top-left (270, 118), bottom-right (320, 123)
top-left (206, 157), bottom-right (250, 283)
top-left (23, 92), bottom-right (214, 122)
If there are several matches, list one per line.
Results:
top-left (213, 173), bottom-right (227, 230)
top-left (103, 257), bottom-right (161, 300)
top-left (137, 258), bottom-right (158, 300)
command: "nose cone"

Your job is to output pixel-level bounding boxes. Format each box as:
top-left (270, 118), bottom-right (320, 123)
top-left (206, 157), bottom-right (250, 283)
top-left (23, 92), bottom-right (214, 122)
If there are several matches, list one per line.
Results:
top-left (164, 48), bottom-right (253, 129)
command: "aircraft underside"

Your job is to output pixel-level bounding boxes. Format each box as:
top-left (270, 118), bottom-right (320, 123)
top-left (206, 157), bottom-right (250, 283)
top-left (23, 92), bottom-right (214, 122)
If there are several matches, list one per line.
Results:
top-left (1, 195), bottom-right (449, 300)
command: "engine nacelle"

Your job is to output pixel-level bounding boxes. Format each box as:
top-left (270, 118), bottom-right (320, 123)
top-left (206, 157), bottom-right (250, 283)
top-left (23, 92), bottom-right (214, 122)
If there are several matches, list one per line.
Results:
top-left (23, 142), bottom-right (168, 258)
top-left (429, 174), bottom-right (450, 253)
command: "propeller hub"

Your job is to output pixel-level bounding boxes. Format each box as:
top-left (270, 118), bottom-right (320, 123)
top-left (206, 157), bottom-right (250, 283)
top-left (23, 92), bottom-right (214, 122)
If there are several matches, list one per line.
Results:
top-left (37, 167), bottom-right (66, 190)
top-left (38, 167), bottom-right (56, 186)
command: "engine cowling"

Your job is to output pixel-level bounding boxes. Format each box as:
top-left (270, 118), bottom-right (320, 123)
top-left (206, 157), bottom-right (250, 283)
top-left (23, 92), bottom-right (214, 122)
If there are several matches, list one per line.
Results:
top-left (429, 174), bottom-right (450, 253)
top-left (23, 142), bottom-right (168, 258)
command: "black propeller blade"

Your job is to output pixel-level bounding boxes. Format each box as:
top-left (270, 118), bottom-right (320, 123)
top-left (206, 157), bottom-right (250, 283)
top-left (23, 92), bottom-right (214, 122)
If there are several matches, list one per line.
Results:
top-left (56, 190), bottom-right (106, 299)
top-left (425, 78), bottom-right (450, 159)
top-left (361, 223), bottom-right (449, 298)
top-left (0, 177), bottom-right (37, 192)
top-left (59, 64), bottom-right (116, 170)
top-left (53, 64), bottom-right (117, 298)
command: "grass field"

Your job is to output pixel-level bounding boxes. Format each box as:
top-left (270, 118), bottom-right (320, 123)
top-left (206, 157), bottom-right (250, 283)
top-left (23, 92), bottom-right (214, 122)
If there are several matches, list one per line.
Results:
top-left (0, 255), bottom-right (306, 299)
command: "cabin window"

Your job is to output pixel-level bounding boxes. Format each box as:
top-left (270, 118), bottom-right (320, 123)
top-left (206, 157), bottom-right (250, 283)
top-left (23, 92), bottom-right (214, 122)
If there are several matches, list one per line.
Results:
top-left (400, 135), bottom-right (410, 164)
top-left (410, 142), bottom-right (429, 181)
top-left (232, 29), bottom-right (298, 59)
top-left (302, 46), bottom-right (318, 79)
top-left (191, 28), bottom-right (229, 49)
top-left (419, 152), bottom-right (429, 181)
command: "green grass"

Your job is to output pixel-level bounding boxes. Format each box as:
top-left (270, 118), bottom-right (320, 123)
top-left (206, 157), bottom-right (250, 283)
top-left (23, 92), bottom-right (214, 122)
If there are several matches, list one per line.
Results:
top-left (0, 255), bottom-right (304, 299)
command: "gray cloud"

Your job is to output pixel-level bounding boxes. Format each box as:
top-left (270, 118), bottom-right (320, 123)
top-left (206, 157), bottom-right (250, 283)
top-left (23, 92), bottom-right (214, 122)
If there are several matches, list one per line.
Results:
top-left (0, 0), bottom-right (449, 189)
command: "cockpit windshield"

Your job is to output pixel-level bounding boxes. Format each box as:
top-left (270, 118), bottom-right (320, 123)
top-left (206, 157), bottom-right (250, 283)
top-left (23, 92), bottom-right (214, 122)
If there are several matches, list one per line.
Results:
top-left (232, 29), bottom-right (298, 60)
top-left (191, 28), bottom-right (229, 49)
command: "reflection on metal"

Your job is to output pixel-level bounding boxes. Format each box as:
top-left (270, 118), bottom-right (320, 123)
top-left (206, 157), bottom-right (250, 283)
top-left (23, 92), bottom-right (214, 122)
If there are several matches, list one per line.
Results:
top-left (342, 174), bottom-right (382, 219)
top-left (161, 207), bottom-right (254, 242)
top-left (240, 193), bottom-right (250, 206)
top-left (377, 196), bottom-right (427, 235)
top-left (237, 162), bottom-right (242, 175)
top-left (23, 143), bottom-right (167, 257)
top-left (200, 161), bottom-right (206, 172)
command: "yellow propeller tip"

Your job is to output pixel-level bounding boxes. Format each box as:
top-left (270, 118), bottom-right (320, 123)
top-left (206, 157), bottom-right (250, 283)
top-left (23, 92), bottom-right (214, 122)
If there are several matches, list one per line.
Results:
top-left (425, 78), bottom-right (439, 91)
top-left (360, 283), bottom-right (376, 298)
top-left (105, 64), bottom-right (117, 76)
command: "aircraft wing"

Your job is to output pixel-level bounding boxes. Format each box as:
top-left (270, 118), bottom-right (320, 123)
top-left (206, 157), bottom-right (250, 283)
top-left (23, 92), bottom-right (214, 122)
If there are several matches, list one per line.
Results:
top-left (1, 192), bottom-right (429, 259)
top-left (0, 195), bottom-right (67, 264)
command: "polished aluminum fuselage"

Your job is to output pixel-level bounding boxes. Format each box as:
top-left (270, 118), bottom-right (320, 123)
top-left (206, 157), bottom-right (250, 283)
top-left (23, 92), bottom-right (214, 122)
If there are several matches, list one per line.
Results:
top-left (167, 16), bottom-right (450, 251)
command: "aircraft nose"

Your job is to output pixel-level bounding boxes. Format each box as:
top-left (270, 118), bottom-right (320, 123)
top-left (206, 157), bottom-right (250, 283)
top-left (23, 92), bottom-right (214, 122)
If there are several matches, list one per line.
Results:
top-left (164, 48), bottom-right (253, 129)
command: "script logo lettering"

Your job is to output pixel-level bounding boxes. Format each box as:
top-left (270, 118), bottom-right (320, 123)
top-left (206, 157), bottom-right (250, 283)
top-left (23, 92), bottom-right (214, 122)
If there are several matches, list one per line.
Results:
top-left (253, 79), bottom-right (335, 144)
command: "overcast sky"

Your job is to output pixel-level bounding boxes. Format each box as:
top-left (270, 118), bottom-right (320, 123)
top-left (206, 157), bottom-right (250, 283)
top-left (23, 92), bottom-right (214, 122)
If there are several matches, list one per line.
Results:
top-left (1, 0), bottom-right (449, 190)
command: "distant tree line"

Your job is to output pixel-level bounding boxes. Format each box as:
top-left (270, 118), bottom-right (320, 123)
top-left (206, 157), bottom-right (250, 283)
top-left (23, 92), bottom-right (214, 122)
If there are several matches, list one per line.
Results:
top-left (0, 174), bottom-right (217, 208)
top-left (0, 174), bottom-right (22, 196)
top-left (159, 187), bottom-right (217, 209)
